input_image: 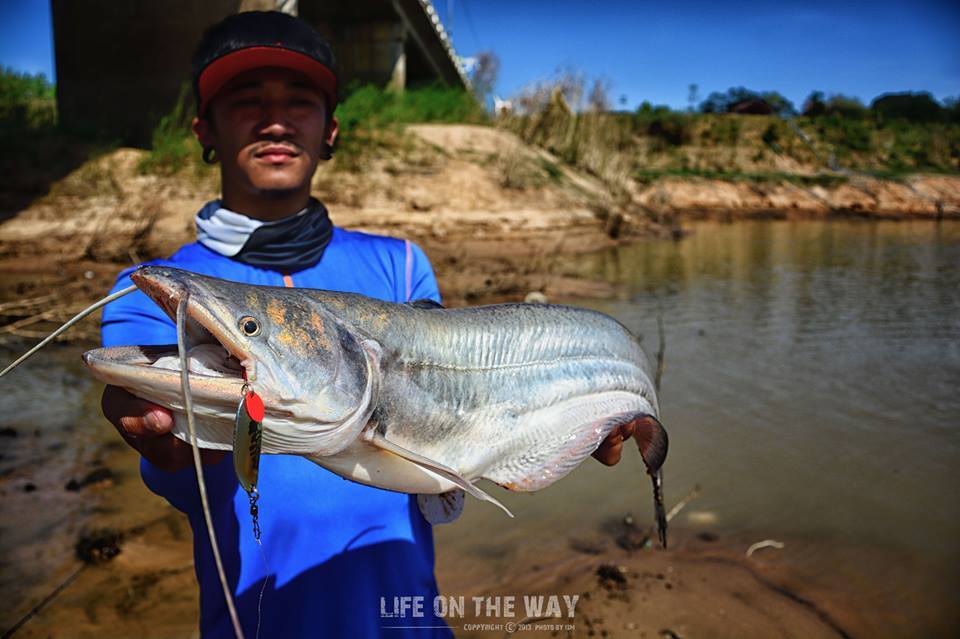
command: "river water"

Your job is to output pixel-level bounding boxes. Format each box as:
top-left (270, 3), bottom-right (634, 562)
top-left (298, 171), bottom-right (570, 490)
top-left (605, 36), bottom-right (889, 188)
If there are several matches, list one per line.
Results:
top-left (1, 220), bottom-right (957, 635)
top-left (436, 219), bottom-right (960, 633)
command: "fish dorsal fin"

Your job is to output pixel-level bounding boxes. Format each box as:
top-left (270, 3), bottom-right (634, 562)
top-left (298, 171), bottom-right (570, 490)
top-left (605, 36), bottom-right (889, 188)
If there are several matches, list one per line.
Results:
top-left (367, 432), bottom-right (513, 518)
top-left (408, 299), bottom-right (444, 310)
top-left (417, 490), bottom-right (465, 525)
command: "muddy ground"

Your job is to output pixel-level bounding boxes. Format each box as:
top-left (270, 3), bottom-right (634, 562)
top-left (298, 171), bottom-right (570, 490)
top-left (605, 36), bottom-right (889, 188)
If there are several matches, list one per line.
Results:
top-left (1, 427), bottom-right (895, 639)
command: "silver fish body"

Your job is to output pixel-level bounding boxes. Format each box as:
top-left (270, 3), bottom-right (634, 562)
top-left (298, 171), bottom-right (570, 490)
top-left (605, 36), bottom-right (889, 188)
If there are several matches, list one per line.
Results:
top-left (311, 294), bottom-right (661, 492)
top-left (82, 267), bottom-right (668, 530)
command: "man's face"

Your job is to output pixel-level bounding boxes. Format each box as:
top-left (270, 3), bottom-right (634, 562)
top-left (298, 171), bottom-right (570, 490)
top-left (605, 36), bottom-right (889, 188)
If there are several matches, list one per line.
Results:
top-left (193, 67), bottom-right (337, 200)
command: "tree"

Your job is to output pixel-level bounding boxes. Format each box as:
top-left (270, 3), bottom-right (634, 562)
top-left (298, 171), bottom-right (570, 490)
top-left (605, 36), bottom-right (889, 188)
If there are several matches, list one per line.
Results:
top-left (759, 91), bottom-right (796, 117)
top-left (587, 78), bottom-right (611, 112)
top-left (802, 91), bottom-right (826, 117)
top-left (824, 94), bottom-right (867, 119)
top-left (698, 86), bottom-right (756, 113)
top-left (470, 51), bottom-right (500, 107)
top-left (698, 86), bottom-right (795, 116)
top-left (687, 83), bottom-right (700, 112)
top-left (944, 96), bottom-right (960, 123)
top-left (0, 67), bottom-right (55, 105)
top-left (871, 92), bottom-right (943, 122)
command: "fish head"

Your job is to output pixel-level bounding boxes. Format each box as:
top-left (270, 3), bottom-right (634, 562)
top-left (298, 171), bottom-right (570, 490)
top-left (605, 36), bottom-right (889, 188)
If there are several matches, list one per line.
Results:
top-left (83, 266), bottom-right (378, 456)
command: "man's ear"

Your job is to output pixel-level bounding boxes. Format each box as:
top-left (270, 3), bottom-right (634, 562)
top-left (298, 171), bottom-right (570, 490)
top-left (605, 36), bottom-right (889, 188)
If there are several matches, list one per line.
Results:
top-left (324, 116), bottom-right (339, 148)
top-left (192, 116), bottom-right (214, 147)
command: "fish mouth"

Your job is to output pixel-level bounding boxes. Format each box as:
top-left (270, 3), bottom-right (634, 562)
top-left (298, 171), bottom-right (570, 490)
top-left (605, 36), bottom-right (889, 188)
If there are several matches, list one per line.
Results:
top-left (82, 266), bottom-right (250, 410)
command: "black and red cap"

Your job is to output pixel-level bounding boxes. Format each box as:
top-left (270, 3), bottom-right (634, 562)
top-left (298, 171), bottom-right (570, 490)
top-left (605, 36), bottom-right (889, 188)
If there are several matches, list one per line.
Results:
top-left (192, 11), bottom-right (338, 117)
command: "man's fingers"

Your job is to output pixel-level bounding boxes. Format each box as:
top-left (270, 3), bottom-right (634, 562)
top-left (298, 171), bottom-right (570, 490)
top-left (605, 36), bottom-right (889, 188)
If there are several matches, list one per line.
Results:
top-left (591, 419), bottom-right (645, 466)
top-left (117, 411), bottom-right (173, 438)
top-left (101, 385), bottom-right (227, 473)
top-left (139, 434), bottom-right (228, 472)
top-left (592, 433), bottom-right (624, 466)
top-left (102, 385), bottom-right (173, 438)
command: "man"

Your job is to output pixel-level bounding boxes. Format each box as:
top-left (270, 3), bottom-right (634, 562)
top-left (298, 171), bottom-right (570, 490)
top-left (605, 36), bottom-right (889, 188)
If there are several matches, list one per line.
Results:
top-left (100, 11), bottom-right (633, 638)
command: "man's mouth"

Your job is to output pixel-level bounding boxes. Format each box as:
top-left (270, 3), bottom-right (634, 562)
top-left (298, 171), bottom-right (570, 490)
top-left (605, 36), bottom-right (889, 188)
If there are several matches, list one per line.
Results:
top-left (253, 144), bottom-right (300, 164)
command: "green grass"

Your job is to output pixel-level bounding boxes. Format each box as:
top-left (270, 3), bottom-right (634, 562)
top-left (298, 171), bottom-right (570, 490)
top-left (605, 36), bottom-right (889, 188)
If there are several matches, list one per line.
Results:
top-left (633, 167), bottom-right (850, 187)
top-left (137, 85), bottom-right (197, 176)
top-left (333, 84), bottom-right (486, 169)
top-left (538, 157), bottom-right (564, 182)
top-left (335, 83), bottom-right (486, 129)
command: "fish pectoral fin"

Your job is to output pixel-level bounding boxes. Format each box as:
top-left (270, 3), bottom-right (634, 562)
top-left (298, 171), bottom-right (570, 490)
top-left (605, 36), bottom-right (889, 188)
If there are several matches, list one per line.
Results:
top-left (417, 489), bottom-right (465, 525)
top-left (367, 433), bottom-right (513, 518)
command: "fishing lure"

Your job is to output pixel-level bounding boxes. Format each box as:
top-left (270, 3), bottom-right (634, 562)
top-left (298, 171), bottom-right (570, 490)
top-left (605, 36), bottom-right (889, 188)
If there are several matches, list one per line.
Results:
top-left (235, 384), bottom-right (264, 542)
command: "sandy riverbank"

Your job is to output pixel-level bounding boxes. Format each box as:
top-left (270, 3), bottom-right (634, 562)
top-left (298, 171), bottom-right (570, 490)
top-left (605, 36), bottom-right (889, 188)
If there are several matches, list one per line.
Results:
top-left (6, 408), bottom-right (949, 639)
top-left (0, 418), bottom-right (888, 639)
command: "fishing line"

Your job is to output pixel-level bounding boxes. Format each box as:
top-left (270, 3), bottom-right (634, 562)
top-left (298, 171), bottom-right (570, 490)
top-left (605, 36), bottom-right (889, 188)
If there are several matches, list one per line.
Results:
top-left (253, 544), bottom-right (269, 639)
top-left (0, 284), bottom-right (137, 378)
top-left (177, 294), bottom-right (246, 639)
top-left (0, 565), bottom-right (85, 638)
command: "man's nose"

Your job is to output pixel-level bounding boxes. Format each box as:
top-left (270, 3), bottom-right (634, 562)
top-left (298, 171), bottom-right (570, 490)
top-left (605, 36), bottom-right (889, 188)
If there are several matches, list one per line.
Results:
top-left (258, 102), bottom-right (295, 136)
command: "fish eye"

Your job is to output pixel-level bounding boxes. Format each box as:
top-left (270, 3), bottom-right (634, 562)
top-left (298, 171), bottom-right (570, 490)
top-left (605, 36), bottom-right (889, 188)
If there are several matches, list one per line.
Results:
top-left (239, 316), bottom-right (261, 337)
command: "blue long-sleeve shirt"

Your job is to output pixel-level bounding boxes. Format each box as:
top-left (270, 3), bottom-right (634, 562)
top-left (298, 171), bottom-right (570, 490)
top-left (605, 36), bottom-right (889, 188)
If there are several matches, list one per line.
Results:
top-left (102, 227), bottom-right (452, 638)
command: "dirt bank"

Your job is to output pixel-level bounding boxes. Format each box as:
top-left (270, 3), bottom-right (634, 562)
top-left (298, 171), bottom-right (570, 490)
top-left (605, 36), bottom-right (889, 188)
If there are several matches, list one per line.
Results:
top-left (1, 124), bottom-right (957, 311)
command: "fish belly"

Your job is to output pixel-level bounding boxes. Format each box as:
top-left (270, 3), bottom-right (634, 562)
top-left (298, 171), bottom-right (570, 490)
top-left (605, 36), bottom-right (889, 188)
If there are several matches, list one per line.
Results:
top-left (481, 391), bottom-right (653, 490)
top-left (307, 441), bottom-right (460, 494)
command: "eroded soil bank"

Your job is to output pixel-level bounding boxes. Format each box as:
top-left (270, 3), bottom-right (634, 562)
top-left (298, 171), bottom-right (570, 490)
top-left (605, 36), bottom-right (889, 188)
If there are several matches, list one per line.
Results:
top-left (1, 124), bottom-right (958, 311)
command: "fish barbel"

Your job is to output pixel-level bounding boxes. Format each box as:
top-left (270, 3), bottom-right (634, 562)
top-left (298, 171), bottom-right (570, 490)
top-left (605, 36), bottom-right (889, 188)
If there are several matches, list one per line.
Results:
top-left (82, 266), bottom-right (669, 540)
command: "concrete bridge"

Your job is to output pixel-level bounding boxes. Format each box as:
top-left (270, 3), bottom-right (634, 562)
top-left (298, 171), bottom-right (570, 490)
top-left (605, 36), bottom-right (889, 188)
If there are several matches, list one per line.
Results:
top-left (51, 0), bottom-right (467, 145)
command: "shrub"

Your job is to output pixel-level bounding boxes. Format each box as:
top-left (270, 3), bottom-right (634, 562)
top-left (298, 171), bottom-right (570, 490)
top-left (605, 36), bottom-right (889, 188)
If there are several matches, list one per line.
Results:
top-left (138, 85), bottom-right (196, 175)
top-left (761, 122), bottom-right (780, 148)
top-left (0, 67), bottom-right (56, 132)
top-left (633, 103), bottom-right (692, 147)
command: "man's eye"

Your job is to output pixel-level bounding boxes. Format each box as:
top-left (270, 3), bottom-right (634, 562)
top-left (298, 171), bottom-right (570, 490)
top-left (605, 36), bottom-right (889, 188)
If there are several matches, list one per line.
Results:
top-left (228, 97), bottom-right (260, 108)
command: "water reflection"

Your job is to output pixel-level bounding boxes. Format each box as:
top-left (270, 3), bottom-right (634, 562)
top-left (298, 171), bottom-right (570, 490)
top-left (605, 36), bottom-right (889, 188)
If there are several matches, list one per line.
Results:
top-left (439, 220), bottom-right (960, 630)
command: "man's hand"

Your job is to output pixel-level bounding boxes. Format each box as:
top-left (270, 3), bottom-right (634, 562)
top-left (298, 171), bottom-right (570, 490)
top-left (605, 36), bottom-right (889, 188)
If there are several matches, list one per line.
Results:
top-left (592, 420), bottom-right (638, 466)
top-left (101, 385), bottom-right (226, 472)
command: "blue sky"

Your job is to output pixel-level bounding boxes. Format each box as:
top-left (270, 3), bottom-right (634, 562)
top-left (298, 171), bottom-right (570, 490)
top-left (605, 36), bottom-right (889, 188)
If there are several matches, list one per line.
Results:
top-left (1, 0), bottom-right (957, 110)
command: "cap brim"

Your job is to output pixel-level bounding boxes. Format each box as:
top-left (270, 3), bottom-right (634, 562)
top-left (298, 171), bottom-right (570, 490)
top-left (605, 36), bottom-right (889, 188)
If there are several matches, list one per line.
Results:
top-left (198, 46), bottom-right (337, 115)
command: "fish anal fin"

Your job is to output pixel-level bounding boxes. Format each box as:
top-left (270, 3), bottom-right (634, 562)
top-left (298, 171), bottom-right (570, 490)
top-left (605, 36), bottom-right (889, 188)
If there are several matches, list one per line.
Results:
top-left (417, 489), bottom-right (465, 525)
top-left (483, 404), bottom-right (667, 494)
top-left (366, 432), bottom-right (513, 518)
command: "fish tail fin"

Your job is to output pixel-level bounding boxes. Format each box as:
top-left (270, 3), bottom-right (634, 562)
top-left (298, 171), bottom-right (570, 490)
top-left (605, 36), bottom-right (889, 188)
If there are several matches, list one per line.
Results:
top-left (631, 415), bottom-right (669, 548)
top-left (632, 414), bottom-right (668, 475)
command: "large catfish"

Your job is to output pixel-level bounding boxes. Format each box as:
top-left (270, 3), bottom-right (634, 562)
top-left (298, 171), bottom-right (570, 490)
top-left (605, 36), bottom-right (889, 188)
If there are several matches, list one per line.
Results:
top-left (82, 266), bottom-right (669, 541)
